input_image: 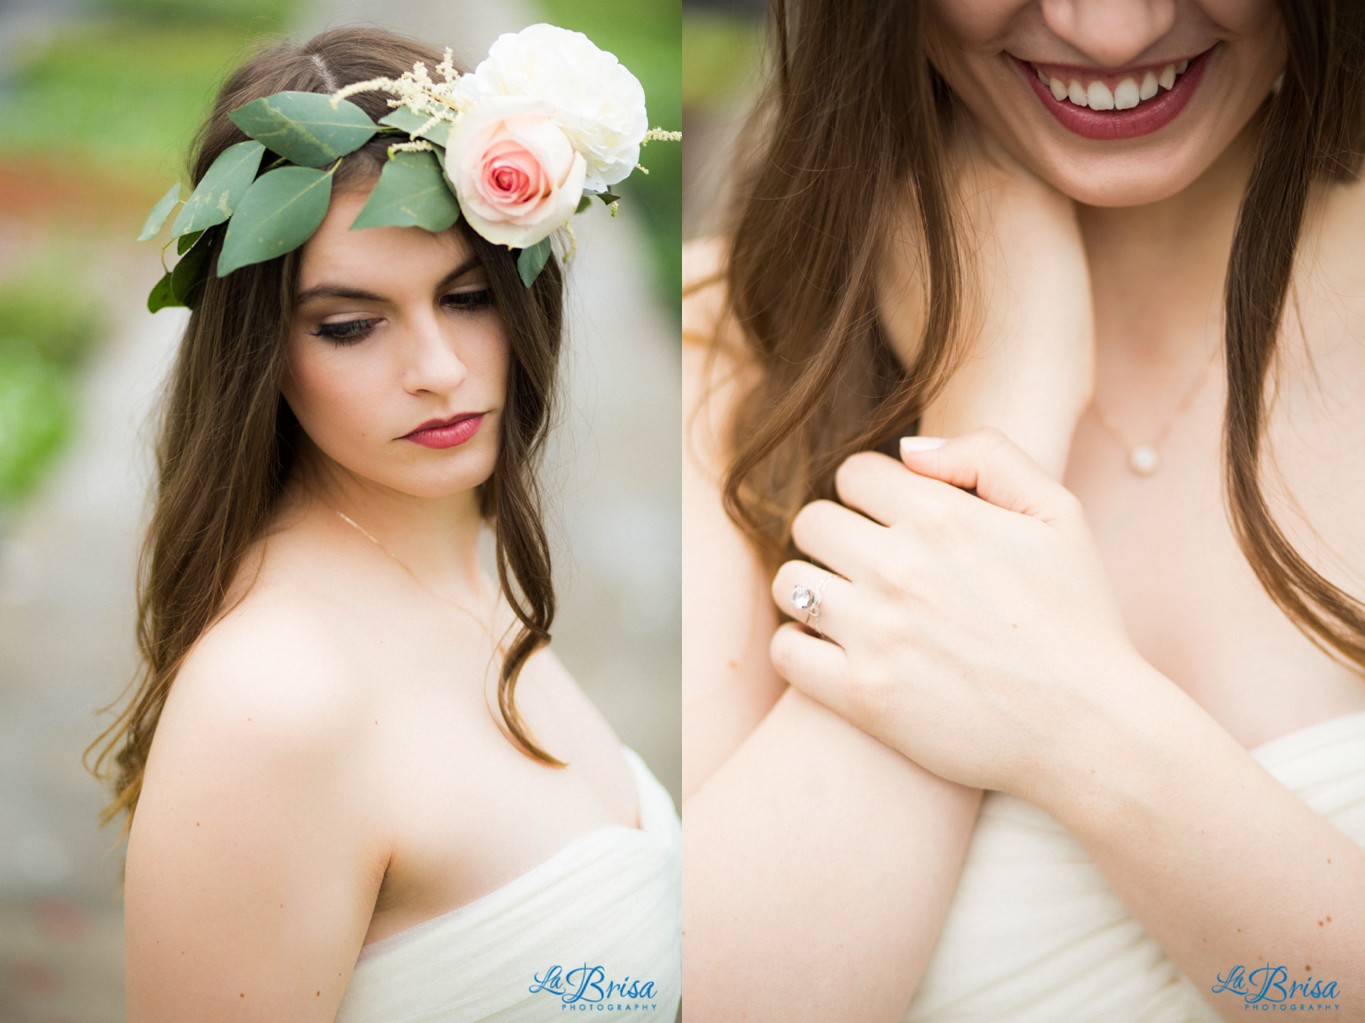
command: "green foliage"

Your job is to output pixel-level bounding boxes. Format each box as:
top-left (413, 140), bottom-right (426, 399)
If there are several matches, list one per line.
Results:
top-left (0, 276), bottom-right (102, 505)
top-left (380, 108), bottom-right (453, 148)
top-left (352, 149), bottom-right (461, 233)
top-left (681, 12), bottom-right (765, 108)
top-left (90, 0), bottom-right (301, 30)
top-left (0, 351), bottom-right (74, 505)
top-left (139, 183), bottom-right (182, 241)
top-left (170, 140), bottom-right (265, 236)
top-left (518, 239), bottom-right (554, 288)
top-left (0, 26), bottom-right (271, 182)
top-left (218, 166), bottom-right (335, 276)
top-left (536, 0), bottom-right (682, 312)
top-left (230, 92), bottom-right (378, 168)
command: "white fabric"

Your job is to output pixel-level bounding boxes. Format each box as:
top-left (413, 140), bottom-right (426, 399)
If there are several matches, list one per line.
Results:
top-left (905, 710), bottom-right (1365, 1023)
top-left (335, 747), bottom-right (681, 1023)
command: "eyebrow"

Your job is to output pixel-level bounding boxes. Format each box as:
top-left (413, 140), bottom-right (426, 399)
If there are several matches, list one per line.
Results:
top-left (294, 255), bottom-right (483, 306)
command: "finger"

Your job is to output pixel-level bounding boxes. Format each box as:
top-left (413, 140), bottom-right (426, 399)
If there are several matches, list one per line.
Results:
top-left (831, 450), bottom-right (947, 527)
top-left (789, 499), bottom-right (886, 581)
top-left (769, 621), bottom-right (854, 715)
top-left (771, 560), bottom-right (853, 641)
top-left (899, 429), bottom-right (1078, 525)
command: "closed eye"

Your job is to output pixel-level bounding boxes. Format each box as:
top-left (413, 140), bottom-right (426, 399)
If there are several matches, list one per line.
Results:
top-left (311, 318), bottom-right (377, 344)
top-left (442, 289), bottom-right (494, 312)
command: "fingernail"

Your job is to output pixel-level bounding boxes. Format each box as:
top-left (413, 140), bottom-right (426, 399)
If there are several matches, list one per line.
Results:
top-left (900, 436), bottom-right (946, 453)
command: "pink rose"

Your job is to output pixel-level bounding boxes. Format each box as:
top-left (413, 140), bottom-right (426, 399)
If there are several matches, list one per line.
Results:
top-left (445, 97), bottom-right (587, 248)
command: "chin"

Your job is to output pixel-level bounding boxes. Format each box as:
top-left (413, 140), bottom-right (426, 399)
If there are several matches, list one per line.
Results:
top-left (1004, 127), bottom-right (1231, 209)
top-left (1034, 159), bottom-right (1209, 208)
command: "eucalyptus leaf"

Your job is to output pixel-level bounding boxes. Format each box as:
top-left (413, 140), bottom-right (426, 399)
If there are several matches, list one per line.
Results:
top-left (517, 238), bottom-right (553, 289)
top-left (177, 230), bottom-right (203, 255)
top-left (378, 107), bottom-right (452, 148)
top-left (139, 183), bottom-right (181, 241)
top-left (171, 236), bottom-right (212, 308)
top-left (230, 91), bottom-right (378, 167)
top-left (171, 140), bottom-right (265, 237)
top-left (147, 270), bottom-right (178, 313)
top-left (575, 195), bottom-right (593, 214)
top-left (351, 149), bottom-right (460, 233)
top-left (217, 166), bottom-right (334, 277)
top-left (597, 192), bottom-right (621, 205)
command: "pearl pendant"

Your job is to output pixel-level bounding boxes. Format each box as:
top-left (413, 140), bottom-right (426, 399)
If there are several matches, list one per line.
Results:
top-left (1129, 445), bottom-right (1159, 476)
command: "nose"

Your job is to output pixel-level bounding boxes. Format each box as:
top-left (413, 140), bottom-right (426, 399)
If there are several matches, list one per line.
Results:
top-left (401, 312), bottom-right (469, 396)
top-left (1039, 0), bottom-right (1178, 68)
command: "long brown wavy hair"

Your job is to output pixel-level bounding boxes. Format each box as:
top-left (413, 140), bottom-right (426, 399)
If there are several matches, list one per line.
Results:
top-left (719, 0), bottom-right (1365, 674)
top-left (89, 27), bottom-right (566, 831)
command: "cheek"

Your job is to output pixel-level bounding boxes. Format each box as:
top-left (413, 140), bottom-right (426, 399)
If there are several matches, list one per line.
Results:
top-left (926, 0), bottom-right (1020, 40)
top-left (1202, 0), bottom-right (1281, 36)
top-left (470, 321), bottom-right (513, 395)
top-left (282, 341), bottom-right (382, 444)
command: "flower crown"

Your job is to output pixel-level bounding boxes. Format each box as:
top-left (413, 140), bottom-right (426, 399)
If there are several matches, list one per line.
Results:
top-left (139, 24), bottom-right (680, 310)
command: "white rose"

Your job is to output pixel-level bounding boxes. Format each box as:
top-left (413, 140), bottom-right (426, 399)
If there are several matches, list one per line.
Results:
top-left (445, 96), bottom-right (587, 249)
top-left (455, 23), bottom-right (648, 193)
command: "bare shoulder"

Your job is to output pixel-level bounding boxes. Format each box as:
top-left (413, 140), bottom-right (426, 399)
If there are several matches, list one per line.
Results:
top-left (154, 584), bottom-right (373, 762)
top-left (126, 572), bottom-right (387, 1017)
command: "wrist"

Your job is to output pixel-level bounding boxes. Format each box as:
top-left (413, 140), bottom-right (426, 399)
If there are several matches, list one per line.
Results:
top-left (1012, 654), bottom-right (1207, 834)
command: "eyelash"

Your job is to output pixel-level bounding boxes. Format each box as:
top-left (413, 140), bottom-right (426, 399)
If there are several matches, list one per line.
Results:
top-left (310, 289), bottom-right (495, 346)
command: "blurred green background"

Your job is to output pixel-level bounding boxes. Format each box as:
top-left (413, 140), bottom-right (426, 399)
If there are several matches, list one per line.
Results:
top-left (0, 0), bottom-right (680, 508)
top-left (0, 1), bottom-right (680, 1019)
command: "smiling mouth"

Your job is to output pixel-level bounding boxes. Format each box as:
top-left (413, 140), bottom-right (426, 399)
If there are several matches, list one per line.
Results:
top-left (1028, 55), bottom-right (1198, 111)
top-left (1014, 46), bottom-right (1214, 140)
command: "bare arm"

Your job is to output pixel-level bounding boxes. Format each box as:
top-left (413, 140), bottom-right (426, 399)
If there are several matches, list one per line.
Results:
top-left (124, 610), bottom-right (389, 1022)
top-left (1041, 661), bottom-right (1364, 1022)
top-left (681, 246), bottom-right (981, 1021)
top-left (777, 433), bottom-right (1364, 1023)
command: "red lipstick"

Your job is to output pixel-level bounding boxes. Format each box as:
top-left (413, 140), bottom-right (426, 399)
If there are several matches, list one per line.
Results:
top-left (1018, 48), bottom-right (1211, 141)
top-left (402, 413), bottom-right (485, 449)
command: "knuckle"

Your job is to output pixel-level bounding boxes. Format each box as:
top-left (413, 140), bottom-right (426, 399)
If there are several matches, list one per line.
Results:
top-left (835, 451), bottom-right (878, 494)
top-left (790, 500), bottom-right (834, 546)
top-left (846, 666), bottom-right (894, 720)
top-left (907, 493), bottom-right (952, 534)
top-left (974, 424), bottom-right (1008, 446)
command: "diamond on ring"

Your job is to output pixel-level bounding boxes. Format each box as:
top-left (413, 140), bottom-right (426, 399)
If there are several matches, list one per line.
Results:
top-left (791, 577), bottom-right (826, 635)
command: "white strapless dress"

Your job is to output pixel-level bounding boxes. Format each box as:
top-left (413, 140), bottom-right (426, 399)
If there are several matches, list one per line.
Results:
top-left (905, 711), bottom-right (1365, 1023)
top-left (335, 747), bottom-right (681, 1023)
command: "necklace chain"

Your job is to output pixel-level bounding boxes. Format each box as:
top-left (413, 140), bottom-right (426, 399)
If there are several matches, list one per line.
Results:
top-left (1087, 346), bottom-right (1220, 477)
top-left (333, 509), bottom-right (503, 646)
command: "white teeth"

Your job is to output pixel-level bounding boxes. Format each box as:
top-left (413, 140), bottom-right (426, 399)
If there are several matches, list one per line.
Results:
top-left (1087, 81), bottom-right (1114, 110)
top-left (1039, 58), bottom-right (1192, 111)
top-left (1113, 78), bottom-right (1140, 110)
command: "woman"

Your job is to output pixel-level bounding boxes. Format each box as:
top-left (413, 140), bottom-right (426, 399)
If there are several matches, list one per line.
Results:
top-left (90, 26), bottom-right (679, 1021)
top-left (684, 0), bottom-right (1365, 1020)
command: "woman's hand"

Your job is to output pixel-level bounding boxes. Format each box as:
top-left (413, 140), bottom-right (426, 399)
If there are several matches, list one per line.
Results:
top-left (881, 118), bottom-right (1096, 479)
top-left (770, 428), bottom-right (1152, 797)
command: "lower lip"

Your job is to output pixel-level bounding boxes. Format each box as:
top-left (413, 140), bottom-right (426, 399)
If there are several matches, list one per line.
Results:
top-left (1019, 49), bottom-right (1211, 141)
top-left (403, 414), bottom-right (485, 449)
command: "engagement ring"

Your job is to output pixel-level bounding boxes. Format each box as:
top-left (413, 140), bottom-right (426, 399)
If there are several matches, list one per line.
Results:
top-left (791, 576), bottom-right (828, 635)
